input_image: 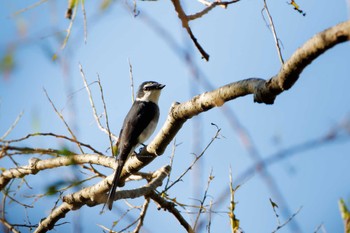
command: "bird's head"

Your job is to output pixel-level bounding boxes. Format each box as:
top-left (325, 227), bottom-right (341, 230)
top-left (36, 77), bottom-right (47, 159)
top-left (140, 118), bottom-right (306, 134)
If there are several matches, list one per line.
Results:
top-left (136, 81), bottom-right (165, 103)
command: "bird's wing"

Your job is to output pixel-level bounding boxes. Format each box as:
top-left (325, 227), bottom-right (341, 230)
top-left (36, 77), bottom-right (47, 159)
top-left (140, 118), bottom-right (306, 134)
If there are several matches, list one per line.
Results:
top-left (104, 101), bottom-right (160, 210)
top-left (118, 101), bottom-right (159, 152)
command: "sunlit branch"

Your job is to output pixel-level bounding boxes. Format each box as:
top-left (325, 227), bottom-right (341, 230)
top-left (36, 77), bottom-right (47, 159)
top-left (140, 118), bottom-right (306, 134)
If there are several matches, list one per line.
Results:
top-left (33, 165), bottom-right (169, 233)
top-left (0, 154), bottom-right (111, 190)
top-left (119, 18), bottom-right (350, 188)
top-left (147, 191), bottom-right (194, 233)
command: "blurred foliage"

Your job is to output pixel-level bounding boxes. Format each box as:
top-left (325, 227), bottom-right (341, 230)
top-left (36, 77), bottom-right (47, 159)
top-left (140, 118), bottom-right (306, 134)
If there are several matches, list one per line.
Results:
top-left (100, 0), bottom-right (113, 11)
top-left (46, 180), bottom-right (67, 195)
top-left (45, 178), bottom-right (81, 195)
top-left (0, 52), bottom-right (15, 77)
top-left (58, 146), bottom-right (76, 156)
top-left (339, 198), bottom-right (350, 233)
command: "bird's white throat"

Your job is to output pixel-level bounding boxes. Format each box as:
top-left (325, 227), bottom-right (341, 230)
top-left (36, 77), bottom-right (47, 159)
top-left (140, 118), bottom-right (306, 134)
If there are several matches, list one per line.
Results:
top-left (136, 90), bottom-right (162, 103)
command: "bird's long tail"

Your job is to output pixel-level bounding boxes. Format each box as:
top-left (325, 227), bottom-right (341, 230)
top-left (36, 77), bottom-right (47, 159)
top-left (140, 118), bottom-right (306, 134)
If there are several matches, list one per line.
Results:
top-left (104, 160), bottom-right (125, 211)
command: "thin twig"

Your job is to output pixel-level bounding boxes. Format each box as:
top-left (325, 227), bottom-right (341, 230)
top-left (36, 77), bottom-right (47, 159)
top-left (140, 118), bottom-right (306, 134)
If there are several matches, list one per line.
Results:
top-left (147, 191), bottom-right (194, 233)
top-left (43, 88), bottom-right (84, 154)
top-left (1, 190), bottom-right (34, 208)
top-left (96, 76), bottom-right (114, 157)
top-left (98, 205), bottom-right (139, 232)
top-left (171, 0), bottom-right (210, 61)
top-left (1, 145), bottom-right (75, 158)
top-left (112, 207), bottom-right (137, 232)
top-left (128, 58), bottom-right (135, 103)
top-left (1, 132), bottom-right (103, 155)
top-left (193, 169), bottom-right (213, 230)
top-left (207, 200), bottom-right (213, 233)
top-left (163, 138), bottom-right (177, 191)
top-left (270, 198), bottom-right (281, 226)
top-left (81, 0), bottom-right (87, 44)
top-left (62, 0), bottom-right (78, 49)
top-left (313, 223), bottom-right (326, 233)
top-left (11, 0), bottom-right (49, 17)
top-left (163, 126), bottom-right (220, 192)
top-left (233, 133), bottom-right (350, 188)
top-left (262, 0), bottom-right (284, 64)
top-left (229, 167), bottom-right (240, 233)
top-left (271, 206), bottom-right (302, 233)
top-left (132, 198), bottom-right (150, 233)
top-left (0, 111), bottom-right (24, 140)
top-left (79, 64), bottom-right (118, 141)
top-left (57, 175), bottom-right (99, 194)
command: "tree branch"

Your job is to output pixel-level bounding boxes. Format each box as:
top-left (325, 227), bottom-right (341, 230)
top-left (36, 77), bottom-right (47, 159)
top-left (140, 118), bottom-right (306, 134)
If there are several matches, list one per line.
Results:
top-left (171, 0), bottom-right (210, 61)
top-left (0, 218), bottom-right (20, 233)
top-left (33, 165), bottom-right (170, 233)
top-left (1, 19), bottom-right (349, 233)
top-left (115, 19), bottom-right (350, 185)
top-left (147, 191), bottom-right (194, 233)
top-left (34, 202), bottom-right (71, 233)
top-left (0, 154), bottom-right (111, 190)
top-left (267, 20), bottom-right (350, 92)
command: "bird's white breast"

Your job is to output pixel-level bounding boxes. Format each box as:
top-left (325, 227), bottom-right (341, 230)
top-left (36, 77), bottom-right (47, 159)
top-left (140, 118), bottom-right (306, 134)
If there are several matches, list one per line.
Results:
top-left (138, 118), bottom-right (158, 143)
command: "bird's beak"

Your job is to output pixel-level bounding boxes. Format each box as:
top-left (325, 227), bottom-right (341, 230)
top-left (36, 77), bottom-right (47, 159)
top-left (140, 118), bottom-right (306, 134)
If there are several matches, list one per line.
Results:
top-left (150, 83), bottom-right (165, 90)
top-left (157, 83), bottom-right (166, 89)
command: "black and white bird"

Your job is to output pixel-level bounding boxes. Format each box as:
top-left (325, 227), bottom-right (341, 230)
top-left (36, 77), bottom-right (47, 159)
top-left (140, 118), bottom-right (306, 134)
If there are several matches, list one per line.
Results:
top-left (105, 81), bottom-right (165, 210)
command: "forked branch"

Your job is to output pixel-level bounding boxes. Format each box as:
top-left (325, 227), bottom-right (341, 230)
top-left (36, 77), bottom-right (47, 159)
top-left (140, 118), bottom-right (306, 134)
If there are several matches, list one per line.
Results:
top-left (118, 19), bottom-right (350, 184)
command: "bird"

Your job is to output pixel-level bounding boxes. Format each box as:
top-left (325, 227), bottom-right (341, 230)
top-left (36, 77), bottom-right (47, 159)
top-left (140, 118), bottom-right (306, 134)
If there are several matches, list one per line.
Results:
top-left (105, 81), bottom-right (165, 210)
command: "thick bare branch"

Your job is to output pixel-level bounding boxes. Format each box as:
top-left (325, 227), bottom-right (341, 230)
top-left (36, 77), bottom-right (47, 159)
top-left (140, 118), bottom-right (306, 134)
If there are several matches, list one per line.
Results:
top-left (34, 202), bottom-right (71, 233)
top-left (115, 20), bottom-right (350, 185)
top-left (0, 154), bottom-right (111, 190)
top-left (2, 19), bottom-right (349, 233)
top-left (33, 165), bottom-right (170, 233)
top-left (267, 20), bottom-right (350, 92)
top-left (63, 165), bottom-right (169, 207)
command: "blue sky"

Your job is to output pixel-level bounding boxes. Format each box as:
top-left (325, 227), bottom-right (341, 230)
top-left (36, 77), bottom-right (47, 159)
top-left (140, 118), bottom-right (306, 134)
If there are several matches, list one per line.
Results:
top-left (1, 1), bottom-right (350, 232)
